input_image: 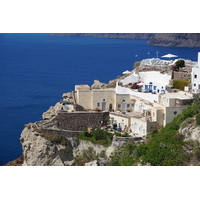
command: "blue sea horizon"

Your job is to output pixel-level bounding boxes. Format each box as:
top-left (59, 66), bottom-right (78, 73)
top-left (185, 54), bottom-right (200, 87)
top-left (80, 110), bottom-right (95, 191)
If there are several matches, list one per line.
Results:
top-left (1, 33), bottom-right (200, 166)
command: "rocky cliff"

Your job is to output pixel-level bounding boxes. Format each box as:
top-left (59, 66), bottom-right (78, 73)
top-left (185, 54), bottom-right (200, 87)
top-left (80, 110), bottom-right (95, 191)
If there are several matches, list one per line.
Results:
top-left (19, 122), bottom-right (137, 166)
top-left (20, 124), bottom-right (74, 166)
top-left (49, 33), bottom-right (153, 40)
top-left (50, 33), bottom-right (200, 47)
top-left (148, 33), bottom-right (200, 47)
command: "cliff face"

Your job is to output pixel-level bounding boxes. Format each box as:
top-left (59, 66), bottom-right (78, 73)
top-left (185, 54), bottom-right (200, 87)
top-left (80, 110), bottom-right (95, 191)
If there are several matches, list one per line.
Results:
top-left (20, 125), bottom-right (74, 166)
top-left (19, 122), bottom-right (136, 166)
top-left (50, 33), bottom-right (200, 47)
top-left (148, 33), bottom-right (200, 47)
top-left (49, 33), bottom-right (153, 40)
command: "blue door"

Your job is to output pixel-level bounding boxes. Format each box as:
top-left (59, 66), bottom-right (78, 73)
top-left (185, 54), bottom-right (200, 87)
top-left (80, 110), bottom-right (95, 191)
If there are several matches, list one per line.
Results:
top-left (149, 82), bottom-right (153, 92)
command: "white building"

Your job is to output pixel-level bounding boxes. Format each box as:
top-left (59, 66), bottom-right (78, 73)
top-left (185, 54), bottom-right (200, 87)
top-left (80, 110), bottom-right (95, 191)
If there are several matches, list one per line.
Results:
top-left (138, 71), bottom-right (171, 94)
top-left (121, 71), bottom-right (171, 94)
top-left (70, 55), bottom-right (197, 138)
top-left (191, 52), bottom-right (200, 93)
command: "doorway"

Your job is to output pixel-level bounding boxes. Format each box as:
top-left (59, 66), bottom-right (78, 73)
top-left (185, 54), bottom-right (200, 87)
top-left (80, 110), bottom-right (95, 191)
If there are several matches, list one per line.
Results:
top-left (102, 102), bottom-right (106, 111)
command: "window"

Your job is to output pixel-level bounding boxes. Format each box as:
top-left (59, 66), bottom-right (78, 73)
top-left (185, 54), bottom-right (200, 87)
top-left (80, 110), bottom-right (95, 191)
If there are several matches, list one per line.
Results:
top-left (194, 84), bottom-right (196, 86)
top-left (97, 102), bottom-right (100, 107)
top-left (174, 111), bottom-right (177, 115)
top-left (153, 86), bottom-right (157, 90)
top-left (103, 99), bottom-right (105, 101)
top-left (131, 103), bottom-right (135, 111)
top-left (118, 104), bottom-right (121, 108)
top-left (127, 104), bottom-right (130, 108)
top-left (109, 103), bottom-right (112, 110)
top-left (195, 74), bottom-right (197, 78)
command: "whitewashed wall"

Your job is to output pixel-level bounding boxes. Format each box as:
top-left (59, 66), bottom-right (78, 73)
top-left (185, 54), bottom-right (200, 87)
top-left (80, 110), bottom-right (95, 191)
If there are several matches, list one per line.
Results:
top-left (139, 71), bottom-right (171, 86)
top-left (121, 74), bottom-right (139, 86)
top-left (116, 84), bottom-right (159, 103)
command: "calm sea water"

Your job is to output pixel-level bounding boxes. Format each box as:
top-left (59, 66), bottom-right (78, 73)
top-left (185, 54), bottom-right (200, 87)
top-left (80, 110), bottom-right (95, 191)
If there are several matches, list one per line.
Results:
top-left (1, 33), bottom-right (200, 165)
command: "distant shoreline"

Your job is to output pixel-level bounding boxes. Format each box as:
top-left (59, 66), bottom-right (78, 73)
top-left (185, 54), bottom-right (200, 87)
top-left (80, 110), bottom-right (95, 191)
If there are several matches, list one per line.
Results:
top-left (49, 33), bottom-right (200, 47)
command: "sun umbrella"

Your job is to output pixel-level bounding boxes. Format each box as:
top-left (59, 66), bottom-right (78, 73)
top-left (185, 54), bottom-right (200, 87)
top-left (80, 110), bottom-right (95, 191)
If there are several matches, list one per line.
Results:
top-left (123, 70), bottom-right (131, 74)
top-left (161, 53), bottom-right (178, 60)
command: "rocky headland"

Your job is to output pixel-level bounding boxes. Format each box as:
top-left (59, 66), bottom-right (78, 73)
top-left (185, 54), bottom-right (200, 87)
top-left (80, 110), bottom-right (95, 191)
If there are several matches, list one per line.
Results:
top-left (50, 33), bottom-right (200, 47)
top-left (18, 120), bottom-right (136, 166)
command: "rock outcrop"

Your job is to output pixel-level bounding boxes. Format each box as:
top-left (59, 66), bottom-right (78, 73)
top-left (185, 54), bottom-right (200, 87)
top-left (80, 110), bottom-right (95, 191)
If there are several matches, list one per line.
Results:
top-left (85, 160), bottom-right (99, 166)
top-left (3, 155), bottom-right (24, 166)
top-left (105, 136), bottom-right (136, 157)
top-left (76, 140), bottom-right (107, 155)
top-left (42, 102), bottom-right (62, 120)
top-left (20, 125), bottom-right (74, 166)
top-left (91, 80), bottom-right (107, 89)
top-left (20, 122), bottom-right (138, 166)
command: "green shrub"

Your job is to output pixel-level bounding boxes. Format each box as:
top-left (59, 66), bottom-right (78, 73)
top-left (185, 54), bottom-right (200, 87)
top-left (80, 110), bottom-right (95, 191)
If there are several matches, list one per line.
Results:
top-left (108, 142), bottom-right (138, 166)
top-left (114, 132), bottom-right (122, 137)
top-left (173, 79), bottom-right (190, 91)
top-left (194, 148), bottom-right (200, 160)
top-left (114, 132), bottom-right (130, 137)
top-left (175, 59), bottom-right (185, 69)
top-left (133, 61), bottom-right (141, 69)
top-left (121, 132), bottom-right (131, 137)
top-left (196, 114), bottom-right (200, 125)
top-left (78, 128), bottom-right (113, 146)
top-left (74, 147), bottom-right (97, 166)
top-left (99, 150), bottom-right (106, 158)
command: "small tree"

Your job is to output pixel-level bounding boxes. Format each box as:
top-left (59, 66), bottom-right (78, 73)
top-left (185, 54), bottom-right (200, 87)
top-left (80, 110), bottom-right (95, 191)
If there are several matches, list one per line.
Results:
top-left (175, 60), bottom-right (185, 69)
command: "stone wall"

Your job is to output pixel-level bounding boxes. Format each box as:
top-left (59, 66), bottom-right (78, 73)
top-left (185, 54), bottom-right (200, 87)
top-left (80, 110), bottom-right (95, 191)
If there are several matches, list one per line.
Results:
top-left (175, 98), bottom-right (194, 106)
top-left (136, 65), bottom-right (172, 75)
top-left (54, 111), bottom-right (109, 131)
top-left (173, 71), bottom-right (191, 80)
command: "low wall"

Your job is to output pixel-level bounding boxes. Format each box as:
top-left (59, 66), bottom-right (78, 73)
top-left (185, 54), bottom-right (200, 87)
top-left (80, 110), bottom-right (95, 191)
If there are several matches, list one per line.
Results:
top-left (41, 128), bottom-right (82, 138)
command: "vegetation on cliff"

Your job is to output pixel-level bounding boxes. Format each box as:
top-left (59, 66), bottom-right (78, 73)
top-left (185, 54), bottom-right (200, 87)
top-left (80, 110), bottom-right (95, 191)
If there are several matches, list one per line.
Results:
top-left (78, 128), bottom-right (130, 146)
top-left (74, 147), bottom-right (98, 166)
top-left (173, 79), bottom-right (190, 91)
top-left (108, 95), bottom-right (200, 166)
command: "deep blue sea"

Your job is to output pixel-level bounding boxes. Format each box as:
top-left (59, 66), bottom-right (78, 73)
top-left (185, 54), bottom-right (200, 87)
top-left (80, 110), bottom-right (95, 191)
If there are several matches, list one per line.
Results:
top-left (1, 33), bottom-right (200, 165)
